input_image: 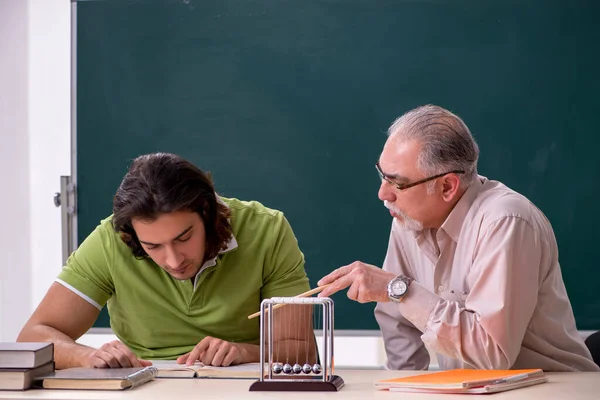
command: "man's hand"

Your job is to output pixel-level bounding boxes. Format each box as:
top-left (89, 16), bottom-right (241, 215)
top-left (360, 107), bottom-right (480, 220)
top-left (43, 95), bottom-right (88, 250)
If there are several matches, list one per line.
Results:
top-left (83, 340), bottom-right (153, 368)
top-left (177, 336), bottom-right (244, 367)
top-left (317, 261), bottom-right (397, 303)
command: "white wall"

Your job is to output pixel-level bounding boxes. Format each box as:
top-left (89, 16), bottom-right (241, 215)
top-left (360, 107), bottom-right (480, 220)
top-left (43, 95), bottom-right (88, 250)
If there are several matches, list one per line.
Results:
top-left (27, 0), bottom-right (71, 308)
top-left (0, 0), bottom-right (70, 342)
top-left (0, 0), bottom-right (31, 343)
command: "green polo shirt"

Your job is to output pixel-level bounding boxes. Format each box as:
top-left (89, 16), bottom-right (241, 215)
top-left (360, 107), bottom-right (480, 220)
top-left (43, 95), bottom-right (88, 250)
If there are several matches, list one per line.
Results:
top-left (57, 198), bottom-right (310, 359)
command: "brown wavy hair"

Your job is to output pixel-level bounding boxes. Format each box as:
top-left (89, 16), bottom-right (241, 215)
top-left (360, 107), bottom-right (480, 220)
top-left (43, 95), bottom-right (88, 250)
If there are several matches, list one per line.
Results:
top-left (112, 153), bottom-right (232, 261)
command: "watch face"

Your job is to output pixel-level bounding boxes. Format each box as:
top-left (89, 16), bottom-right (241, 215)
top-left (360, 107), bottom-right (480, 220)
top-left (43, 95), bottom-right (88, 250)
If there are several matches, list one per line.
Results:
top-left (391, 279), bottom-right (407, 296)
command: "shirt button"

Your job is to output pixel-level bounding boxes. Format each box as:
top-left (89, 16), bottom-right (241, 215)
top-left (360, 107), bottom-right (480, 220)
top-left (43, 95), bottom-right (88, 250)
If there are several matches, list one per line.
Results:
top-left (437, 285), bottom-right (444, 293)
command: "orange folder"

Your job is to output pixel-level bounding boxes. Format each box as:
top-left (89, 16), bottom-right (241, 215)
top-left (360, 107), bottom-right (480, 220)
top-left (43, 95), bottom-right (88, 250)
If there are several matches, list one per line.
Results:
top-left (374, 368), bottom-right (546, 391)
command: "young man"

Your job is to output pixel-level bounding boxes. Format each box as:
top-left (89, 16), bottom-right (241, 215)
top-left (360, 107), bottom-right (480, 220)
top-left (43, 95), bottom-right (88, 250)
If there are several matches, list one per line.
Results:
top-left (18, 153), bottom-right (313, 369)
top-left (318, 105), bottom-right (598, 371)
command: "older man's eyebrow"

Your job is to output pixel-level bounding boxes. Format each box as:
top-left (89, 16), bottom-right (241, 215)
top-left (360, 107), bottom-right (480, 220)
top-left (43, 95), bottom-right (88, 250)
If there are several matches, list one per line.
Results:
top-left (378, 161), bottom-right (411, 182)
top-left (139, 225), bottom-right (193, 246)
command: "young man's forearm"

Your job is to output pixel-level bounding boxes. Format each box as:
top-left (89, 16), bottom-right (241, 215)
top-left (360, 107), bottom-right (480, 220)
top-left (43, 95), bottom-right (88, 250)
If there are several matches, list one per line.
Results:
top-left (17, 325), bottom-right (94, 369)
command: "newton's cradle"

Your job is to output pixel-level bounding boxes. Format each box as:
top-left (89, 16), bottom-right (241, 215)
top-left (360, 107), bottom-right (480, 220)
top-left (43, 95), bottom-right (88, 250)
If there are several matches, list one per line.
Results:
top-left (249, 296), bottom-right (345, 391)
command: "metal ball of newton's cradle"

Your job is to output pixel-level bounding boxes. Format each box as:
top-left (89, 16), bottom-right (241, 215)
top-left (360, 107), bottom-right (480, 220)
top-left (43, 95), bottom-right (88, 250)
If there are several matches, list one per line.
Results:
top-left (272, 362), bottom-right (283, 374)
top-left (282, 363), bottom-right (293, 374)
top-left (292, 363), bottom-right (303, 374)
top-left (312, 363), bottom-right (322, 374)
top-left (302, 363), bottom-right (313, 374)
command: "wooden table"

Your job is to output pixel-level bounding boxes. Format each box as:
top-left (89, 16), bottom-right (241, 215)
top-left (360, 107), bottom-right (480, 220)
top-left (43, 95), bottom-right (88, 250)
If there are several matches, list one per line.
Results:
top-left (1, 370), bottom-right (598, 400)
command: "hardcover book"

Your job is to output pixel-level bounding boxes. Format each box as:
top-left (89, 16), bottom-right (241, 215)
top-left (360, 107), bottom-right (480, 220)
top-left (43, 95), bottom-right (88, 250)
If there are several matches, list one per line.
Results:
top-left (0, 361), bottom-right (54, 391)
top-left (40, 366), bottom-right (157, 390)
top-left (0, 342), bottom-right (54, 369)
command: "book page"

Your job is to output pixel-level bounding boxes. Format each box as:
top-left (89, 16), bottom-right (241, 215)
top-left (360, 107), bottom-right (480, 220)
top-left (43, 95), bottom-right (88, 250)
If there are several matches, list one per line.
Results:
top-left (198, 362), bottom-right (261, 378)
top-left (149, 360), bottom-right (201, 378)
top-left (149, 360), bottom-right (261, 379)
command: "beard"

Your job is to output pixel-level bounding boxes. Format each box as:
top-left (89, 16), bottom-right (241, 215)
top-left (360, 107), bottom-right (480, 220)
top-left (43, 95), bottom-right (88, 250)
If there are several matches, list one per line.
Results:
top-left (383, 201), bottom-right (424, 231)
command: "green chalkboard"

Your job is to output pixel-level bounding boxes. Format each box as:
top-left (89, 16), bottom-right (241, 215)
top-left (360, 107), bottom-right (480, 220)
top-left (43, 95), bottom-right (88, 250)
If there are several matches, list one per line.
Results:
top-left (76, 0), bottom-right (600, 330)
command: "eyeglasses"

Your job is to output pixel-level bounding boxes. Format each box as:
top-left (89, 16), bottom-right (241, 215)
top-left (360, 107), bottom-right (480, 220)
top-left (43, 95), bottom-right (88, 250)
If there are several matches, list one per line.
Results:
top-left (375, 162), bottom-right (464, 191)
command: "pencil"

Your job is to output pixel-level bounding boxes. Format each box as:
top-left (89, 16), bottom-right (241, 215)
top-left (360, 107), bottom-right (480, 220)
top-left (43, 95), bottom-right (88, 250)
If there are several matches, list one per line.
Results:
top-left (246, 284), bottom-right (330, 319)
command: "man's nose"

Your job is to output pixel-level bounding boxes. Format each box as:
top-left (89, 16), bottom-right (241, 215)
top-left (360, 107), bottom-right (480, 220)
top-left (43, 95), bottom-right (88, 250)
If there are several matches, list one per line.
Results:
top-left (378, 181), bottom-right (395, 202)
top-left (165, 246), bottom-right (184, 268)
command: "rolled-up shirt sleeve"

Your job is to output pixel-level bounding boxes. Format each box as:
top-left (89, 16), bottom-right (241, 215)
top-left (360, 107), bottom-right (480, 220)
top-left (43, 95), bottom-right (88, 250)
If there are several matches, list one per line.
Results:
top-left (398, 216), bottom-right (541, 369)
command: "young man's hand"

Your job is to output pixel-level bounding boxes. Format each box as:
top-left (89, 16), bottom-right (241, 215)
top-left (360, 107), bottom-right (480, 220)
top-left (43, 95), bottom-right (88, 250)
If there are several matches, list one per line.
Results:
top-left (177, 336), bottom-right (246, 367)
top-left (83, 340), bottom-right (153, 368)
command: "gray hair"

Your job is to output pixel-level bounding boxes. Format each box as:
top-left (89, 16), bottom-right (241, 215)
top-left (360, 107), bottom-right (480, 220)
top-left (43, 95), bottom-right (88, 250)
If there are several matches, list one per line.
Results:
top-left (387, 104), bottom-right (479, 192)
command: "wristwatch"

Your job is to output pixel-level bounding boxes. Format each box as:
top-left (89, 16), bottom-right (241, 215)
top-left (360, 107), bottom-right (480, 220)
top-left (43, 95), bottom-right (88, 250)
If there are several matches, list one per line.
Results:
top-left (387, 275), bottom-right (412, 303)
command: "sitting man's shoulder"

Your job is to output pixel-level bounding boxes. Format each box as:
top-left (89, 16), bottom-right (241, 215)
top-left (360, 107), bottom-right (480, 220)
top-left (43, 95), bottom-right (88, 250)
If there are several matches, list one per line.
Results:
top-left (473, 180), bottom-right (550, 230)
top-left (222, 197), bottom-right (283, 219)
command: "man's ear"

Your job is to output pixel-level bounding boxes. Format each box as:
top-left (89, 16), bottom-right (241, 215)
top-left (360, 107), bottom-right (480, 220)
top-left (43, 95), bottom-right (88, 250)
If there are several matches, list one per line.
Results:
top-left (440, 173), bottom-right (461, 202)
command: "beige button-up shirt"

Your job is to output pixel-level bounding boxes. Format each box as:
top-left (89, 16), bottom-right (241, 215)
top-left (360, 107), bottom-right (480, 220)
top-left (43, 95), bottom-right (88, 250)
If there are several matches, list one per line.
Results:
top-left (375, 176), bottom-right (598, 371)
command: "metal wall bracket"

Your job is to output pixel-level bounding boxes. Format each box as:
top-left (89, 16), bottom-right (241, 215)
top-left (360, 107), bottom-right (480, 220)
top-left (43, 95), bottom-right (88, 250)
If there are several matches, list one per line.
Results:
top-left (54, 175), bottom-right (77, 264)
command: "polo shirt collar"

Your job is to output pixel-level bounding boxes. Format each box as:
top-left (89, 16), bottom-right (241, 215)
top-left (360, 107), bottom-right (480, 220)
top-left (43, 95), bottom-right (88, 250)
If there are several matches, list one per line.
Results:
top-left (200, 195), bottom-right (239, 269)
top-left (192, 197), bottom-right (238, 288)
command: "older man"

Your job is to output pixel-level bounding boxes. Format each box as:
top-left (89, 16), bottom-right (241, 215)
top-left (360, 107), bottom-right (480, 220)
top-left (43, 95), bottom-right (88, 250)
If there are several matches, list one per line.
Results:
top-left (319, 105), bottom-right (598, 371)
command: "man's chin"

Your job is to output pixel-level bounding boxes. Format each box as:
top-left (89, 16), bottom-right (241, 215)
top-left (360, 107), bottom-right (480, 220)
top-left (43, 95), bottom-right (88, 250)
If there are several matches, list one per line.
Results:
top-left (168, 266), bottom-right (200, 280)
top-left (171, 272), bottom-right (197, 281)
top-left (395, 215), bottom-right (423, 232)
top-left (384, 202), bottom-right (423, 231)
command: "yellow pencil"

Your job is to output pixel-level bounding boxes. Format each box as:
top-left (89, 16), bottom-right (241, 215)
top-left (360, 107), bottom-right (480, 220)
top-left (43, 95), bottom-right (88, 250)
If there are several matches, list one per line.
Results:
top-left (246, 284), bottom-right (330, 319)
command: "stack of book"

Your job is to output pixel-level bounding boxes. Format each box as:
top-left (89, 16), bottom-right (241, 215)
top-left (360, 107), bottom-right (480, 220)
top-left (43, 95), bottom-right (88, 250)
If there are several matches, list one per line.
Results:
top-left (0, 342), bottom-right (55, 390)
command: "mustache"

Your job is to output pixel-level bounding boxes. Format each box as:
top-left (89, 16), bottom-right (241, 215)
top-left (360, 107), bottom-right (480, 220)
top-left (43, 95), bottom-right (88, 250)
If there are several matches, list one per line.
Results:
top-left (383, 200), bottom-right (423, 231)
top-left (383, 201), bottom-right (403, 215)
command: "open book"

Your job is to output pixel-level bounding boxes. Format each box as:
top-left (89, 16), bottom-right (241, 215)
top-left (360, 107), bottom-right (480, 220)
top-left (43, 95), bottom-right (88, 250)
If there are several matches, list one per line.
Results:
top-left (40, 366), bottom-right (157, 390)
top-left (150, 360), bottom-right (261, 379)
top-left (375, 369), bottom-right (548, 394)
